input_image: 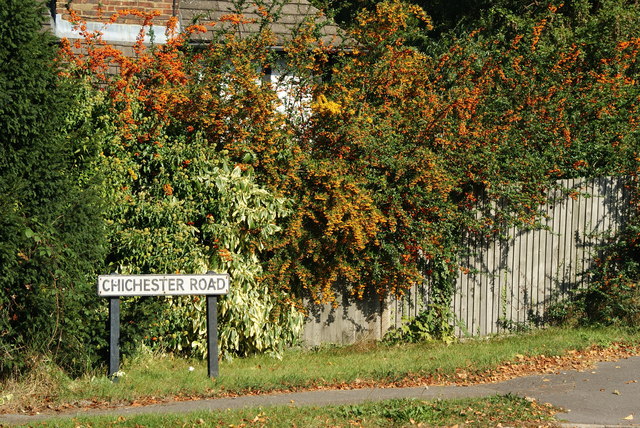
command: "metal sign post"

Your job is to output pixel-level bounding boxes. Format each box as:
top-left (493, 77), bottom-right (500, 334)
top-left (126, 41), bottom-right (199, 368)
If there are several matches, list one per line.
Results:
top-left (98, 272), bottom-right (229, 380)
top-left (108, 297), bottom-right (120, 380)
top-left (206, 295), bottom-right (219, 378)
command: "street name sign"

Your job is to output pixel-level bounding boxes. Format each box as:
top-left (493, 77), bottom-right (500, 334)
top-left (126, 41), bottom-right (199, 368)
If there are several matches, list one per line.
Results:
top-left (98, 272), bottom-right (229, 380)
top-left (97, 273), bottom-right (229, 297)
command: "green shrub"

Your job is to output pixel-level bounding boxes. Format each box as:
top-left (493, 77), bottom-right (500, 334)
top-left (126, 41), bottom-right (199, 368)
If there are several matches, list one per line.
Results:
top-left (383, 305), bottom-right (456, 345)
top-left (0, 0), bottom-right (107, 376)
top-left (60, 8), bottom-right (304, 359)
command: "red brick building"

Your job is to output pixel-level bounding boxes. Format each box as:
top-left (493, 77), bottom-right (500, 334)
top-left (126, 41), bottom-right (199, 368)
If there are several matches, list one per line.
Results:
top-left (45, 0), bottom-right (338, 47)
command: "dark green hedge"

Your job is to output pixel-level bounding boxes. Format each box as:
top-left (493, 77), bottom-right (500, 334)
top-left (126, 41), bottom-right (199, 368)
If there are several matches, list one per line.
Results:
top-left (0, 0), bottom-right (107, 376)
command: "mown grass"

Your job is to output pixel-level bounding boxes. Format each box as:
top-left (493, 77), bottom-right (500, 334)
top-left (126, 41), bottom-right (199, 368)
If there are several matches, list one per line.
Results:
top-left (1, 326), bottom-right (639, 412)
top-left (19, 395), bottom-right (558, 427)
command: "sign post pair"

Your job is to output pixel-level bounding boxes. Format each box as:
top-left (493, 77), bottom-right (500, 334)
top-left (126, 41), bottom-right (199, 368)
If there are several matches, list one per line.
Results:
top-left (97, 273), bottom-right (230, 379)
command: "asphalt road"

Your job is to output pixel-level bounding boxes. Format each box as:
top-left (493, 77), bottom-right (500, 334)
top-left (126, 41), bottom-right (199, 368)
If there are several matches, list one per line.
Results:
top-left (491, 355), bottom-right (640, 427)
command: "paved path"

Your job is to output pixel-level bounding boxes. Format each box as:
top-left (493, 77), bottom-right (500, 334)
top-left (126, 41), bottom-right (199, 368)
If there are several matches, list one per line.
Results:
top-left (491, 355), bottom-right (640, 427)
top-left (2, 356), bottom-right (640, 427)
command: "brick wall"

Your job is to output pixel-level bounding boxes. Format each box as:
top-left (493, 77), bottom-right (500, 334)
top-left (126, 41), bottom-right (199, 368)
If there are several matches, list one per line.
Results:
top-left (51, 0), bottom-right (178, 44)
top-left (56, 0), bottom-right (176, 24)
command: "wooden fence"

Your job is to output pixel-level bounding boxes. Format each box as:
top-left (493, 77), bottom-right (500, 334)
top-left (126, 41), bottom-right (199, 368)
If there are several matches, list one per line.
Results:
top-left (303, 177), bottom-right (633, 345)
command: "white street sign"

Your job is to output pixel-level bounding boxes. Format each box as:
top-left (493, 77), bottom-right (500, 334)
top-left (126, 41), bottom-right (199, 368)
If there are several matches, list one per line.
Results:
top-left (97, 274), bottom-right (229, 297)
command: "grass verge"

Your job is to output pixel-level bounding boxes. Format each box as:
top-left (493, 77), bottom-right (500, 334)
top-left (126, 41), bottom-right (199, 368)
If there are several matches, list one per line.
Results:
top-left (17, 395), bottom-right (558, 427)
top-left (1, 326), bottom-right (639, 414)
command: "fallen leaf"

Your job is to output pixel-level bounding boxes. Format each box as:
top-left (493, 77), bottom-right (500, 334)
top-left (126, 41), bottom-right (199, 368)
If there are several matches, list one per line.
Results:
top-left (624, 415), bottom-right (634, 421)
top-left (252, 413), bottom-right (266, 423)
top-left (613, 390), bottom-right (621, 395)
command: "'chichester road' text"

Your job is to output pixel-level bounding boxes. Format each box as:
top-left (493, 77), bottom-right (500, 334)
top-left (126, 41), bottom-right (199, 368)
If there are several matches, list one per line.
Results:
top-left (97, 274), bottom-right (229, 297)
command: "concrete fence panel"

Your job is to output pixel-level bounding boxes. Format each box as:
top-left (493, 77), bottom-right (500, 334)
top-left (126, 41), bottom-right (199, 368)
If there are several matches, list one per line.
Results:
top-left (302, 177), bottom-right (632, 346)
